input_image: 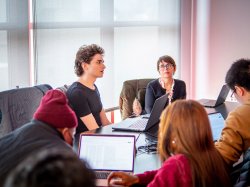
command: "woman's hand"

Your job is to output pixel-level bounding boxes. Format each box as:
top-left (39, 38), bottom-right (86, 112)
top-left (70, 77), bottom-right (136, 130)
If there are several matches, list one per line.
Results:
top-left (132, 98), bottom-right (142, 116)
top-left (107, 172), bottom-right (139, 186)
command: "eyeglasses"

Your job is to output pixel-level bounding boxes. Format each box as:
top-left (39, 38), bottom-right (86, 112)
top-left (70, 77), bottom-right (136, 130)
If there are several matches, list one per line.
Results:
top-left (230, 89), bottom-right (236, 98)
top-left (159, 64), bottom-right (173, 69)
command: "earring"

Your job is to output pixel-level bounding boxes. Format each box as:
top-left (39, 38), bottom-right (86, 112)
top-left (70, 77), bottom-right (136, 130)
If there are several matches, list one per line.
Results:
top-left (172, 140), bottom-right (175, 144)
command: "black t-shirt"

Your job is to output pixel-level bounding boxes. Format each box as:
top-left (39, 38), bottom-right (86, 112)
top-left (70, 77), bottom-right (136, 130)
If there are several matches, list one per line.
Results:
top-left (66, 82), bottom-right (103, 134)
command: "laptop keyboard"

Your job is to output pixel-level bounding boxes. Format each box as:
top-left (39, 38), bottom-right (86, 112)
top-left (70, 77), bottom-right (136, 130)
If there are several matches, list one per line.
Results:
top-left (95, 172), bottom-right (111, 179)
top-left (128, 118), bottom-right (148, 129)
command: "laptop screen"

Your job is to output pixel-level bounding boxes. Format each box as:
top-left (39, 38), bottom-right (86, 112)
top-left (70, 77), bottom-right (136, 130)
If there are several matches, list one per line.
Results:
top-left (78, 134), bottom-right (135, 172)
top-left (215, 84), bottom-right (230, 105)
top-left (208, 112), bottom-right (225, 141)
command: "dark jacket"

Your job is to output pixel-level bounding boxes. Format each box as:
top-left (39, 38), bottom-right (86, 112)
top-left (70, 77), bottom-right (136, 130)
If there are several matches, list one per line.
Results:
top-left (145, 79), bottom-right (186, 113)
top-left (0, 120), bottom-right (73, 187)
top-left (234, 147), bottom-right (250, 187)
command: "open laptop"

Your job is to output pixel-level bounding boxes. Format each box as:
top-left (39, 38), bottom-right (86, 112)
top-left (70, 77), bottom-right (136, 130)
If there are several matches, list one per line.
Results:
top-left (208, 112), bottom-right (225, 141)
top-left (112, 94), bottom-right (168, 136)
top-left (199, 84), bottom-right (230, 108)
top-left (78, 134), bottom-right (136, 187)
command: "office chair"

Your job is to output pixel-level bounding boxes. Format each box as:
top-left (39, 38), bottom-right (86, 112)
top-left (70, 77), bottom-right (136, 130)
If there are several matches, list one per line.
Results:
top-left (119, 78), bottom-right (154, 120)
top-left (0, 84), bottom-right (52, 138)
top-left (56, 84), bottom-right (70, 94)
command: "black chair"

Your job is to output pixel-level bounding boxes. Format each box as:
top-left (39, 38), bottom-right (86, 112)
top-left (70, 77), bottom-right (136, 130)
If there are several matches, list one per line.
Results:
top-left (56, 84), bottom-right (70, 94)
top-left (0, 84), bottom-right (52, 138)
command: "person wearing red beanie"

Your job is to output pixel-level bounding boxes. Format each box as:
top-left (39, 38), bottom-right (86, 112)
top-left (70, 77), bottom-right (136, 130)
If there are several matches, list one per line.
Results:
top-left (34, 89), bottom-right (77, 129)
top-left (0, 89), bottom-right (78, 187)
top-left (33, 89), bottom-right (78, 147)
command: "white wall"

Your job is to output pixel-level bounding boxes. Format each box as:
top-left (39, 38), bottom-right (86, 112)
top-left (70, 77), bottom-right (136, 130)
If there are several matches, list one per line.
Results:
top-left (207, 0), bottom-right (250, 99)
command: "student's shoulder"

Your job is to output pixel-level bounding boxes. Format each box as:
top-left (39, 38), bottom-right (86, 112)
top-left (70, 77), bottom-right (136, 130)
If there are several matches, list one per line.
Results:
top-left (67, 82), bottom-right (85, 95)
top-left (167, 154), bottom-right (188, 162)
top-left (68, 82), bottom-right (82, 90)
top-left (147, 79), bottom-right (159, 87)
top-left (174, 79), bottom-right (186, 85)
top-left (226, 104), bottom-right (250, 127)
top-left (162, 154), bottom-right (190, 173)
top-left (228, 103), bottom-right (250, 117)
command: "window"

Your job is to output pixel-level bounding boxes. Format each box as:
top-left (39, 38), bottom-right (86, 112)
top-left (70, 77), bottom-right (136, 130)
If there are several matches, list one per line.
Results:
top-left (2, 0), bottom-right (180, 110)
top-left (0, 0), bottom-right (7, 22)
top-left (0, 0), bottom-right (29, 91)
top-left (0, 31), bottom-right (8, 91)
top-left (114, 0), bottom-right (158, 21)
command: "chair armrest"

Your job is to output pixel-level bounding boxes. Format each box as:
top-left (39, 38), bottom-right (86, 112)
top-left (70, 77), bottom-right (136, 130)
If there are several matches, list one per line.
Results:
top-left (104, 106), bottom-right (119, 113)
top-left (104, 106), bottom-right (120, 123)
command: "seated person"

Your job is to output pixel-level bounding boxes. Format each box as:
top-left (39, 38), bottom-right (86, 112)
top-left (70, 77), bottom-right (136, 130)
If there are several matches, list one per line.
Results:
top-left (67, 44), bottom-right (111, 135)
top-left (4, 149), bottom-right (96, 187)
top-left (133, 55), bottom-right (186, 115)
top-left (0, 90), bottom-right (77, 187)
top-left (215, 59), bottom-right (250, 167)
top-left (108, 100), bottom-right (232, 187)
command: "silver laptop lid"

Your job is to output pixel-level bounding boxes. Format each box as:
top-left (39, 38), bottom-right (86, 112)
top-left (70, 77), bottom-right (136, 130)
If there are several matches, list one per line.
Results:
top-left (78, 134), bottom-right (135, 172)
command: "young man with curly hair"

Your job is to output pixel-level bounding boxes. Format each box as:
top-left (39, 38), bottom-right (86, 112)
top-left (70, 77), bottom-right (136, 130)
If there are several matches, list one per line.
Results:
top-left (67, 44), bottom-right (111, 136)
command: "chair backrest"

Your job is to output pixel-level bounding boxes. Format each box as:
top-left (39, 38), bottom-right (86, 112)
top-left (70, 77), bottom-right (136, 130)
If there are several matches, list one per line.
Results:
top-left (0, 84), bottom-right (52, 138)
top-left (56, 84), bottom-right (70, 94)
top-left (119, 78), bottom-right (155, 120)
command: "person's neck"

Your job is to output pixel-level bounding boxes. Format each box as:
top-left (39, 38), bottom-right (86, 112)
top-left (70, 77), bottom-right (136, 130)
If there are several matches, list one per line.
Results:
top-left (78, 75), bottom-right (96, 89)
top-left (243, 91), bottom-right (250, 104)
top-left (161, 77), bottom-right (174, 85)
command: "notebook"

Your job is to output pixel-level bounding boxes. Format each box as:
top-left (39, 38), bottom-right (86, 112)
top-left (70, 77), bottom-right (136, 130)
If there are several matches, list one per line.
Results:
top-left (208, 112), bottom-right (225, 141)
top-left (78, 134), bottom-right (136, 186)
top-left (199, 84), bottom-right (230, 108)
top-left (112, 94), bottom-right (168, 137)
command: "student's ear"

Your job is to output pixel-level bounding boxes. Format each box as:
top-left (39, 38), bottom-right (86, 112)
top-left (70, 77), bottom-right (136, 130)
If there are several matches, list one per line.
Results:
top-left (173, 66), bottom-right (176, 75)
top-left (235, 85), bottom-right (244, 96)
top-left (171, 138), bottom-right (177, 152)
top-left (60, 128), bottom-right (74, 146)
top-left (82, 62), bottom-right (89, 71)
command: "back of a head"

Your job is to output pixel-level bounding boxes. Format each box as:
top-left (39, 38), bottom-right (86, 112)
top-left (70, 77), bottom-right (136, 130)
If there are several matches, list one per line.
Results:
top-left (158, 100), bottom-right (214, 160)
top-left (225, 58), bottom-right (250, 91)
top-left (4, 149), bottom-right (96, 187)
top-left (158, 100), bottom-right (232, 187)
top-left (33, 89), bottom-right (77, 129)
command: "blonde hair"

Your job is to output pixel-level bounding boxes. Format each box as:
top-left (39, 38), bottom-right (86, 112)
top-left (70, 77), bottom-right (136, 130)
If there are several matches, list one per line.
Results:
top-left (158, 100), bottom-right (231, 187)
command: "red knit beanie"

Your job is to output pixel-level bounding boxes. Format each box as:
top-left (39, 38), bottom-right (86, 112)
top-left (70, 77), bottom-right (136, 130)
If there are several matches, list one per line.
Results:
top-left (33, 89), bottom-right (77, 129)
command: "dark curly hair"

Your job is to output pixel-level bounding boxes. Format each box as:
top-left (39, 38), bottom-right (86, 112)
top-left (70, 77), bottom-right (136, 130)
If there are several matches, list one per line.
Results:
top-left (157, 55), bottom-right (176, 71)
top-left (225, 59), bottom-right (250, 92)
top-left (74, 44), bottom-right (104, 76)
